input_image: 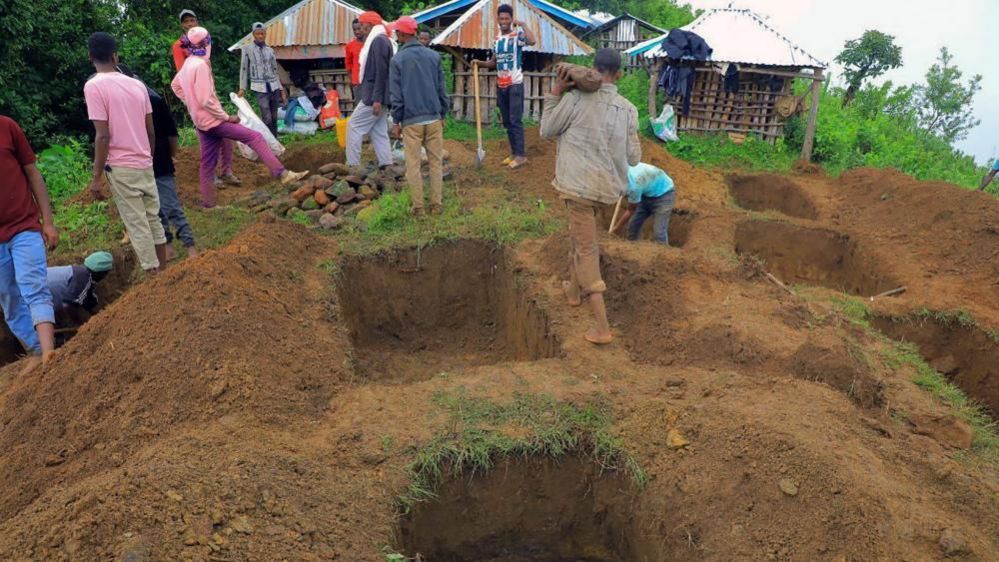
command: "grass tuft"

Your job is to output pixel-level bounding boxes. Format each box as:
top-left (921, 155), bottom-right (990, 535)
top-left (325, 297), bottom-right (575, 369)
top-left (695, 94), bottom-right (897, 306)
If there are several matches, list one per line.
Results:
top-left (398, 390), bottom-right (646, 511)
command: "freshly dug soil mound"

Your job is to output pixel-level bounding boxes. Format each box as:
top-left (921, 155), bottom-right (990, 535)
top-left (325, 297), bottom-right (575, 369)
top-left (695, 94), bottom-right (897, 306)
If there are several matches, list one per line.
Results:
top-left (398, 456), bottom-right (649, 561)
top-left (735, 220), bottom-right (899, 297)
top-left (790, 336), bottom-right (885, 408)
top-left (728, 174), bottom-right (819, 219)
top-left (337, 241), bottom-right (560, 382)
top-left (596, 204), bottom-right (697, 247)
top-left (0, 221), bottom-right (347, 521)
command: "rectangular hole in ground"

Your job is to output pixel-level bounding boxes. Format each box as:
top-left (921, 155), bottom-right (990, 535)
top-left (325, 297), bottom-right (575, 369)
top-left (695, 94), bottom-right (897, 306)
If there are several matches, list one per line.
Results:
top-left (735, 220), bottom-right (899, 298)
top-left (337, 241), bottom-right (561, 383)
top-left (727, 174), bottom-right (819, 219)
top-left (597, 204), bottom-right (695, 247)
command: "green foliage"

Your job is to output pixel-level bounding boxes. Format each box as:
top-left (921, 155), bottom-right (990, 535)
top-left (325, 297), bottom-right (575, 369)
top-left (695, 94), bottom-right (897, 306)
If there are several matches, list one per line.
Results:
top-left (835, 30), bottom-right (903, 106)
top-left (36, 141), bottom-right (91, 205)
top-left (913, 47), bottom-right (983, 143)
top-left (559, 0), bottom-right (697, 30)
top-left (398, 390), bottom-right (646, 510)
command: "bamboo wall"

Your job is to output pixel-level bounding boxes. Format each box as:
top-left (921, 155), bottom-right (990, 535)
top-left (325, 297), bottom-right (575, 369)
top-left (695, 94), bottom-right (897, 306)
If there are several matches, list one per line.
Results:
top-left (307, 69), bottom-right (356, 116)
top-left (668, 67), bottom-right (792, 143)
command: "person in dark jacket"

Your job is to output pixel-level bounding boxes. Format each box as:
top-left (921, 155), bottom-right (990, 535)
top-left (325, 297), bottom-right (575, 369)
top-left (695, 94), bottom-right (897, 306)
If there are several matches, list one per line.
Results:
top-left (389, 17), bottom-right (449, 216)
top-left (346, 11), bottom-right (394, 169)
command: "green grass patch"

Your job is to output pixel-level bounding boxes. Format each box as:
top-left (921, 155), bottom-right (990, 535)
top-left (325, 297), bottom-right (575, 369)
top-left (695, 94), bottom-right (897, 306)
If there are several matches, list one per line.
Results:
top-left (830, 295), bottom-right (872, 329)
top-left (337, 185), bottom-right (558, 255)
top-left (185, 206), bottom-right (255, 250)
top-left (398, 390), bottom-right (646, 511)
top-left (443, 119), bottom-right (516, 143)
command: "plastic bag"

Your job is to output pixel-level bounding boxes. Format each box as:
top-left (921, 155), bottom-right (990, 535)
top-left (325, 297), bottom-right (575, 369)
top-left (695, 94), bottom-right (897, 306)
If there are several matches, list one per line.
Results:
top-left (319, 90), bottom-right (342, 129)
top-left (229, 92), bottom-right (286, 161)
top-left (278, 121), bottom-right (320, 135)
top-left (651, 103), bottom-right (679, 142)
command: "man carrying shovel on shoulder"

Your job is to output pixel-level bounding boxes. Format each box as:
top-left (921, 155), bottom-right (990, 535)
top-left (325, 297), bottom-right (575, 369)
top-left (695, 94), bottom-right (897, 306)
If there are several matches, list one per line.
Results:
top-left (540, 49), bottom-right (641, 345)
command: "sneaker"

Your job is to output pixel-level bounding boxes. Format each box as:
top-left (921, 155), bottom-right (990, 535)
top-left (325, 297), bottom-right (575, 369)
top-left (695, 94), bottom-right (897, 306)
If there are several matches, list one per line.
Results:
top-left (220, 173), bottom-right (242, 186)
top-left (281, 170), bottom-right (310, 185)
top-left (214, 176), bottom-right (224, 188)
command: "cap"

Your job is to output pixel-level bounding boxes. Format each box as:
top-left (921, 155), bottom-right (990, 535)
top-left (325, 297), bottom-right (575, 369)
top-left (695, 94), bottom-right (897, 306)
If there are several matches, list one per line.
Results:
top-left (358, 11), bottom-right (383, 25)
top-left (179, 9), bottom-right (196, 22)
top-left (252, 22), bottom-right (265, 31)
top-left (84, 251), bottom-right (114, 273)
top-left (394, 16), bottom-right (418, 36)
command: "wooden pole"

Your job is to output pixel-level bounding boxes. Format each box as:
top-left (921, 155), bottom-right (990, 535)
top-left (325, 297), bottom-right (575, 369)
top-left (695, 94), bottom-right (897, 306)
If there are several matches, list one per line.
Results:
top-left (647, 59), bottom-right (660, 119)
top-left (800, 69), bottom-right (824, 162)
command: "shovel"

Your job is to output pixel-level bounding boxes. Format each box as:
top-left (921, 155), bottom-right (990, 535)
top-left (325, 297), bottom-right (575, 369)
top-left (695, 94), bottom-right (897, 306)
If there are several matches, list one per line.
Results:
top-left (473, 62), bottom-right (486, 168)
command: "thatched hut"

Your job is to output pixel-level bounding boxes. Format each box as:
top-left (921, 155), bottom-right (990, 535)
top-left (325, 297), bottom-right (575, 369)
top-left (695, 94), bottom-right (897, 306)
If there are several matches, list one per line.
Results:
top-left (228, 0), bottom-right (362, 115)
top-left (413, 0), bottom-right (593, 123)
top-left (627, 8), bottom-right (827, 160)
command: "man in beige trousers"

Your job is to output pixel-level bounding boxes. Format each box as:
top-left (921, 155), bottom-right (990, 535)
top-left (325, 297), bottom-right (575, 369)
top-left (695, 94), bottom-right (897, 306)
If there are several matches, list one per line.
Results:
top-left (389, 16), bottom-right (450, 215)
top-left (540, 49), bottom-right (641, 345)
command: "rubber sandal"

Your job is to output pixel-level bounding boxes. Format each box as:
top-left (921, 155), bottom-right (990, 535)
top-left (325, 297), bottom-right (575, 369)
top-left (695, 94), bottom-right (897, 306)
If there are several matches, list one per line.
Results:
top-left (501, 156), bottom-right (514, 166)
top-left (584, 330), bottom-right (614, 345)
top-left (508, 160), bottom-right (528, 170)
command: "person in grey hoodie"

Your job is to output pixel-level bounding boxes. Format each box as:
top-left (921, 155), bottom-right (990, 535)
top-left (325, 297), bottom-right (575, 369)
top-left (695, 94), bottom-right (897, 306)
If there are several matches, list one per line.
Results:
top-left (238, 22), bottom-right (286, 137)
top-left (389, 17), bottom-right (449, 215)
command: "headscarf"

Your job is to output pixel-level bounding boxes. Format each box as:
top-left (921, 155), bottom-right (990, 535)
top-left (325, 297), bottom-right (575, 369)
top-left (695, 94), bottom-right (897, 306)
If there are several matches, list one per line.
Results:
top-left (185, 27), bottom-right (211, 58)
top-left (358, 11), bottom-right (383, 25)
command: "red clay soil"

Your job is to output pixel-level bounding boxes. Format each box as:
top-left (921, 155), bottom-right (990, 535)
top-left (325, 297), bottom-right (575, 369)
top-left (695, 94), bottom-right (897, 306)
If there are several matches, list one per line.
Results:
top-left (0, 132), bottom-right (997, 560)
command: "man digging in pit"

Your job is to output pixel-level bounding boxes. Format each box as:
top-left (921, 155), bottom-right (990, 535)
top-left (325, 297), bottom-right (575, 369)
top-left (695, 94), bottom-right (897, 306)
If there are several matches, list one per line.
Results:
top-left (540, 49), bottom-right (641, 345)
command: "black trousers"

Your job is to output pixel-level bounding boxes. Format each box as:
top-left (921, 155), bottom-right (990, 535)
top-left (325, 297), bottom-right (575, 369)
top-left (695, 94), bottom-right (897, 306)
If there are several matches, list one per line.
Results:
top-left (497, 83), bottom-right (525, 157)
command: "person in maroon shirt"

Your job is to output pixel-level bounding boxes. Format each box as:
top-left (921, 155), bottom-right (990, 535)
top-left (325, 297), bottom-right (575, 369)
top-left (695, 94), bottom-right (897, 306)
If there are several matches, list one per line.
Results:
top-left (0, 115), bottom-right (58, 371)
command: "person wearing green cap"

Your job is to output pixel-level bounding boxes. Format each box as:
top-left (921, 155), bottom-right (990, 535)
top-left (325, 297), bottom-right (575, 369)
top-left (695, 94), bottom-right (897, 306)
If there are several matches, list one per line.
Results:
top-left (46, 251), bottom-right (113, 327)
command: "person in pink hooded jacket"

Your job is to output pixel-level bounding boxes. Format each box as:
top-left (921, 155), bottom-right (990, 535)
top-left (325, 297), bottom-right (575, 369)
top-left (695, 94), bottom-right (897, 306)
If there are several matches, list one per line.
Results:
top-left (171, 27), bottom-right (308, 208)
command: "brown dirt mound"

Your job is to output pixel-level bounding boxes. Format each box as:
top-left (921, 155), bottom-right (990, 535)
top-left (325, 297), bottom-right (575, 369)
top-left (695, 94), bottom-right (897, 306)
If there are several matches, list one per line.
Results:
top-left (790, 336), bottom-right (885, 408)
top-left (0, 220), bottom-right (348, 521)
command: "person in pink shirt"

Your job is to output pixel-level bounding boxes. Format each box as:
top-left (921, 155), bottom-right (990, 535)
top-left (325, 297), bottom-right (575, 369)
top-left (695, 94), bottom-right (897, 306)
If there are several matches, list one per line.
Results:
top-left (84, 32), bottom-right (168, 274)
top-left (172, 27), bottom-right (307, 208)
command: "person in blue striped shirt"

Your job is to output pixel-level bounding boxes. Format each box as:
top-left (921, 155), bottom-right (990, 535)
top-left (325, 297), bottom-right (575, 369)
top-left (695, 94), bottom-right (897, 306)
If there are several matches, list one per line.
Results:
top-left (472, 4), bottom-right (536, 169)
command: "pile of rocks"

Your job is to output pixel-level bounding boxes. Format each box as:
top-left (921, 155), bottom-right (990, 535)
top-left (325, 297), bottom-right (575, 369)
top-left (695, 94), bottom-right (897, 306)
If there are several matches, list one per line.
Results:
top-left (249, 152), bottom-right (452, 230)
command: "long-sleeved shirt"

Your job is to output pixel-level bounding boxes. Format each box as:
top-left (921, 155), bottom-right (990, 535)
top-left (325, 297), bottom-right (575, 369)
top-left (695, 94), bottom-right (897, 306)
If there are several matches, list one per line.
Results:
top-left (171, 38), bottom-right (189, 72)
top-left (358, 34), bottom-right (393, 107)
top-left (539, 83), bottom-right (641, 205)
top-left (344, 39), bottom-right (363, 86)
top-left (389, 40), bottom-right (450, 126)
top-left (239, 42), bottom-right (282, 94)
top-left (171, 57), bottom-right (228, 131)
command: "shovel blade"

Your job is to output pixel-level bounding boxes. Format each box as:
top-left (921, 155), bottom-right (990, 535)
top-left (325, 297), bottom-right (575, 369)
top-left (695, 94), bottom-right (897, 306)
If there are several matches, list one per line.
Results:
top-left (476, 148), bottom-right (486, 168)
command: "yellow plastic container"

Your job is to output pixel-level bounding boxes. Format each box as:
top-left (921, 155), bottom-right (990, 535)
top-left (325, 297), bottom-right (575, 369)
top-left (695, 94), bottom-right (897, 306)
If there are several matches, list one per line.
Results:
top-left (336, 117), bottom-right (350, 148)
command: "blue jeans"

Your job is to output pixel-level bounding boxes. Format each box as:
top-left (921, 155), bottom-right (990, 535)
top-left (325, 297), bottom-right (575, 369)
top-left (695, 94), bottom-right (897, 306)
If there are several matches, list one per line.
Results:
top-left (284, 97), bottom-right (301, 128)
top-left (628, 190), bottom-right (676, 245)
top-left (498, 83), bottom-right (525, 157)
top-left (0, 231), bottom-right (55, 353)
top-left (156, 176), bottom-right (196, 248)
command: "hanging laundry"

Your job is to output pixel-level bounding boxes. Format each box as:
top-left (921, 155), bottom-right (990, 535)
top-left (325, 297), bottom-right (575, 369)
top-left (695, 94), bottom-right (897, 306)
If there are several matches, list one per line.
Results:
top-left (724, 63), bottom-right (740, 93)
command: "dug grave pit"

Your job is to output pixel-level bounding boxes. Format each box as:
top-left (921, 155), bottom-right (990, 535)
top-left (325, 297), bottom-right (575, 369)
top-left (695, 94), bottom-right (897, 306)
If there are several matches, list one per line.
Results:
top-left (336, 240), bottom-right (561, 383)
top-left (397, 455), bottom-right (657, 562)
top-left (727, 174), bottom-right (819, 219)
top-left (734, 220), bottom-right (899, 298)
top-left (873, 314), bottom-right (999, 415)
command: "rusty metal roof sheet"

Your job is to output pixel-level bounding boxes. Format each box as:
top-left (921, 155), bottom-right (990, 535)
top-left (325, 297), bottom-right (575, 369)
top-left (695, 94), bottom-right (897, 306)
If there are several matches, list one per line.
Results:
top-left (626, 8), bottom-right (826, 69)
top-left (228, 0), bottom-right (362, 52)
top-left (430, 0), bottom-right (593, 56)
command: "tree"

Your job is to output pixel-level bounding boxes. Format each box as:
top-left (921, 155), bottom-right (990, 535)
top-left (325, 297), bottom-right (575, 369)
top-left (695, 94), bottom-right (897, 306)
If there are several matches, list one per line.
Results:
top-left (913, 47), bottom-right (982, 143)
top-left (559, 0), bottom-right (697, 30)
top-left (834, 30), bottom-right (902, 107)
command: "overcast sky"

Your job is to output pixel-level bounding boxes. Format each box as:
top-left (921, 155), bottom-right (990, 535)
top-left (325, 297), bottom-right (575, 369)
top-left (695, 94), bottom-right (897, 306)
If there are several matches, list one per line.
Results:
top-left (685, 0), bottom-right (996, 165)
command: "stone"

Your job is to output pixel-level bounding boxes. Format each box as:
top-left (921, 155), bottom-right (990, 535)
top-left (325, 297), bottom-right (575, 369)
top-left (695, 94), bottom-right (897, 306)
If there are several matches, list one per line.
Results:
top-left (304, 210), bottom-right (324, 222)
top-left (326, 180), bottom-right (351, 198)
top-left (910, 414), bottom-right (974, 450)
top-left (165, 490), bottom-right (183, 502)
top-left (301, 198), bottom-right (321, 211)
top-left (364, 172), bottom-right (383, 188)
top-left (324, 202), bottom-right (339, 214)
top-left (356, 204), bottom-right (379, 224)
top-left (336, 188), bottom-right (358, 205)
top-left (322, 163), bottom-right (351, 176)
top-left (247, 190), bottom-right (271, 207)
top-left (343, 175), bottom-right (366, 187)
top-left (359, 185), bottom-right (379, 200)
top-left (310, 175), bottom-right (334, 190)
top-left (666, 428), bottom-right (689, 449)
top-left (318, 163), bottom-right (338, 174)
top-left (939, 529), bottom-right (971, 557)
top-left (778, 478), bottom-right (798, 497)
top-left (291, 185), bottom-right (316, 203)
top-left (385, 164), bottom-right (406, 179)
top-left (314, 190), bottom-right (331, 207)
top-left (319, 213), bottom-right (343, 230)
top-left (271, 197), bottom-right (295, 217)
top-left (209, 379), bottom-right (227, 400)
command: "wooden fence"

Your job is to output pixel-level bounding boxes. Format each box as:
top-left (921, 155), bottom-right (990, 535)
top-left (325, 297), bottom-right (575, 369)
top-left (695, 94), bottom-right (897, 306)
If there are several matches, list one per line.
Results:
top-left (450, 69), bottom-right (556, 123)
top-left (666, 67), bottom-right (793, 143)
top-left (308, 69), bottom-right (356, 116)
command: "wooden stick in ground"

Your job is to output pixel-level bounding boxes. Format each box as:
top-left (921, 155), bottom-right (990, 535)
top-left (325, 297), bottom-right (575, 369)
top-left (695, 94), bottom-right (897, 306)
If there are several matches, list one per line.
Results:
top-left (764, 272), bottom-right (795, 295)
top-left (870, 286), bottom-right (907, 301)
top-left (608, 196), bottom-right (624, 234)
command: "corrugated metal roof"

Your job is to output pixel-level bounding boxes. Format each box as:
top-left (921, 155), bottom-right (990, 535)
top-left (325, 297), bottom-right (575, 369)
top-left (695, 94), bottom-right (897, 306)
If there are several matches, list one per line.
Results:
top-left (416, 0), bottom-right (595, 30)
top-left (582, 13), bottom-right (666, 40)
top-left (228, 0), bottom-right (362, 52)
top-left (626, 8), bottom-right (826, 69)
top-left (528, 0), bottom-right (594, 29)
top-left (412, 0), bottom-right (480, 24)
top-left (430, 0), bottom-right (593, 56)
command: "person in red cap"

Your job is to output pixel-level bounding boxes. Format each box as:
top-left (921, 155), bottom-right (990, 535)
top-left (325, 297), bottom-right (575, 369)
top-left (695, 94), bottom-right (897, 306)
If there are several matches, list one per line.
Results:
top-left (347, 11), bottom-right (394, 169)
top-left (389, 17), bottom-right (449, 216)
top-left (344, 18), bottom-right (364, 99)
